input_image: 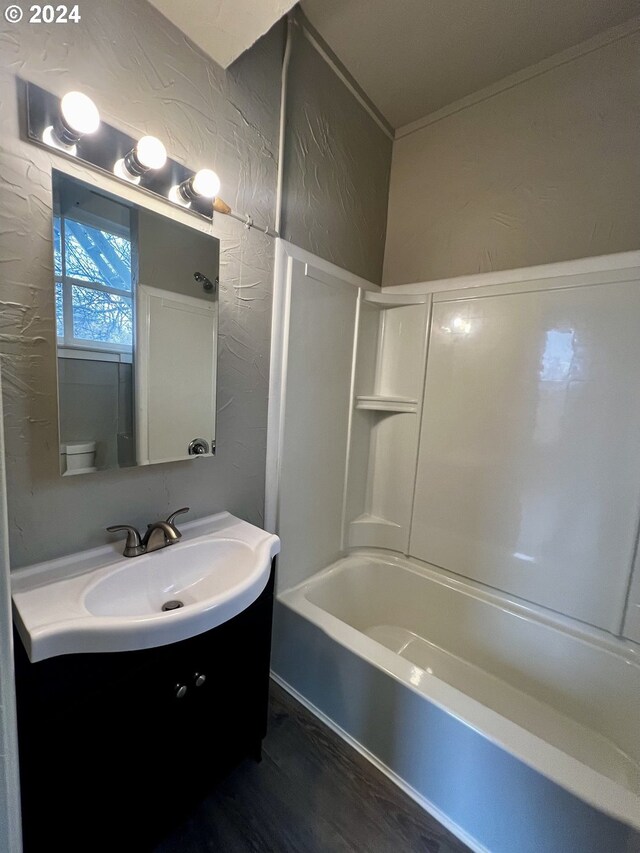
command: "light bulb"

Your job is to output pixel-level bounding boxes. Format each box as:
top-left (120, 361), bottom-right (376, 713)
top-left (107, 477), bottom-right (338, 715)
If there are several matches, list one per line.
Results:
top-left (136, 136), bottom-right (167, 170)
top-left (192, 169), bottom-right (220, 199)
top-left (116, 136), bottom-right (167, 183)
top-left (45, 91), bottom-right (100, 151)
top-left (60, 92), bottom-right (100, 135)
top-left (171, 169), bottom-right (221, 206)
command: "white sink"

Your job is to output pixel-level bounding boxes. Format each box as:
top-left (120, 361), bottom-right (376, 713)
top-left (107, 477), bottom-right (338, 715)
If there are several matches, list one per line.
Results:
top-left (84, 538), bottom-right (257, 618)
top-left (12, 512), bottom-right (280, 662)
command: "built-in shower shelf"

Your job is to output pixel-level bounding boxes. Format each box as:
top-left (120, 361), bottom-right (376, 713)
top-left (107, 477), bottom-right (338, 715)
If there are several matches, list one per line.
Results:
top-left (349, 513), bottom-right (407, 551)
top-left (355, 395), bottom-right (418, 413)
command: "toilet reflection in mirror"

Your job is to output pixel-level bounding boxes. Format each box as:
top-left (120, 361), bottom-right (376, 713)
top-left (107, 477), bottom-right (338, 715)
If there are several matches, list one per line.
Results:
top-left (52, 171), bottom-right (220, 475)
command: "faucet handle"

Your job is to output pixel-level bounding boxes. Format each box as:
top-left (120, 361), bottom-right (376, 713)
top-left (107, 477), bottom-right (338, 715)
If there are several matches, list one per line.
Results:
top-left (106, 525), bottom-right (143, 557)
top-left (167, 506), bottom-right (189, 535)
top-left (166, 507), bottom-right (189, 530)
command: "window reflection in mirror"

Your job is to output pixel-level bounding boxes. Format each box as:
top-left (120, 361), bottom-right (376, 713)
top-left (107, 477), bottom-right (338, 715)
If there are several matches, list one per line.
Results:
top-left (52, 171), bottom-right (220, 476)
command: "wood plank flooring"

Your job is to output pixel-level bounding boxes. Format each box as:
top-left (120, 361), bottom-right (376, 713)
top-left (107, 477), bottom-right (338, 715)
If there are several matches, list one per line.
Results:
top-left (155, 680), bottom-right (471, 853)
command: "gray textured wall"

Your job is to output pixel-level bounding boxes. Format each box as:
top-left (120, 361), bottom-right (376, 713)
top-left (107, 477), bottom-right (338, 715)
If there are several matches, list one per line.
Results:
top-left (0, 0), bottom-right (283, 567)
top-left (0, 0), bottom-right (392, 568)
top-left (283, 29), bottom-right (392, 285)
top-left (383, 29), bottom-right (640, 285)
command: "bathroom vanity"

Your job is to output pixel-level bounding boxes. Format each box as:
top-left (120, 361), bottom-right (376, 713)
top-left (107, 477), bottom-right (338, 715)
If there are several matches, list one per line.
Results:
top-left (12, 512), bottom-right (279, 852)
top-left (15, 571), bottom-right (273, 851)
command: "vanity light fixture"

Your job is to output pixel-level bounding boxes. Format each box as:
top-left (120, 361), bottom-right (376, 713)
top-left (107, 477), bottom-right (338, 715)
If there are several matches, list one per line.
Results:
top-left (42, 91), bottom-right (100, 154)
top-left (114, 135), bottom-right (167, 184)
top-left (28, 82), bottom-right (275, 231)
top-left (169, 168), bottom-right (221, 207)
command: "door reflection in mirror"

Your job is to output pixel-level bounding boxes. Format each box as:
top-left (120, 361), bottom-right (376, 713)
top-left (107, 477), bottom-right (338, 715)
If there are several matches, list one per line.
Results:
top-left (52, 171), bottom-right (220, 475)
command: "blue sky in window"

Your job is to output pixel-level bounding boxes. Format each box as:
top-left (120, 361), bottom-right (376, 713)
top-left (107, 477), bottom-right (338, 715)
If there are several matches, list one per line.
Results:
top-left (55, 216), bottom-right (132, 291)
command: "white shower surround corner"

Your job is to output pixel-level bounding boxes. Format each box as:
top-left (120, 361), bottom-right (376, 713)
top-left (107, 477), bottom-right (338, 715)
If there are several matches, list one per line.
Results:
top-left (267, 243), bottom-right (640, 853)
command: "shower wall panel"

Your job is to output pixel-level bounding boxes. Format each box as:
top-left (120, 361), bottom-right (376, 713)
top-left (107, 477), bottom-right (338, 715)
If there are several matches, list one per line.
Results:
top-left (410, 278), bottom-right (640, 632)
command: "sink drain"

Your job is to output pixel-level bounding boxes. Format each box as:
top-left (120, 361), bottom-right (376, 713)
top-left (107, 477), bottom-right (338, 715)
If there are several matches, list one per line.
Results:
top-left (162, 600), bottom-right (184, 612)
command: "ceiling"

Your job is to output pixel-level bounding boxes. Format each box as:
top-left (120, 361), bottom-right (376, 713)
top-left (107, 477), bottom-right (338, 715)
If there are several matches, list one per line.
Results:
top-left (147, 0), bottom-right (297, 69)
top-left (301, 0), bottom-right (640, 129)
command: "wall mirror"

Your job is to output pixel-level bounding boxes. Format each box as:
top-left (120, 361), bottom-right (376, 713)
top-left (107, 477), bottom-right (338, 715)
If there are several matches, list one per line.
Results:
top-left (52, 170), bottom-right (220, 475)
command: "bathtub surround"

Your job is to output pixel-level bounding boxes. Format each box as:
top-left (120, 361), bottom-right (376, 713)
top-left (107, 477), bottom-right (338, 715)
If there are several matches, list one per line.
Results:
top-left (383, 21), bottom-right (640, 285)
top-left (410, 279), bottom-right (640, 632)
top-left (0, 0), bottom-right (392, 568)
top-left (270, 245), bottom-right (640, 636)
top-left (265, 241), bottom-right (380, 591)
top-left (268, 246), bottom-right (640, 852)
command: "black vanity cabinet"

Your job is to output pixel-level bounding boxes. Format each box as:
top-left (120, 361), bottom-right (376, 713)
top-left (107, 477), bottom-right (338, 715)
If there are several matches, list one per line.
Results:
top-left (14, 562), bottom-right (275, 853)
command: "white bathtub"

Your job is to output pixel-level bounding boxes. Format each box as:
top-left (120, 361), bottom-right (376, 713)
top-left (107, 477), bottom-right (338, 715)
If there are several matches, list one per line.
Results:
top-left (272, 551), bottom-right (640, 853)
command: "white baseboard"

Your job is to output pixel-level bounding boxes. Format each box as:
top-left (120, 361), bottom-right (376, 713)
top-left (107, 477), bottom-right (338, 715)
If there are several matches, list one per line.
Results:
top-left (270, 671), bottom-right (489, 853)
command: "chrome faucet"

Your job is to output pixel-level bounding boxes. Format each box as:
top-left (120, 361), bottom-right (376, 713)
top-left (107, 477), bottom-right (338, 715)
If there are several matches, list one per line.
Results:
top-left (107, 507), bottom-right (189, 557)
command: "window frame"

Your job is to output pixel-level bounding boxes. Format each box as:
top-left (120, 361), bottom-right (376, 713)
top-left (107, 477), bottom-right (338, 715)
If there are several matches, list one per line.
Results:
top-left (55, 212), bottom-right (134, 356)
